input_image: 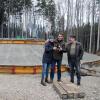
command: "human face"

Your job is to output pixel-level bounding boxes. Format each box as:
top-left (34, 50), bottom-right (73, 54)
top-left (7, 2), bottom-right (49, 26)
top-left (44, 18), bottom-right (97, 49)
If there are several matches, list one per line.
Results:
top-left (58, 34), bottom-right (64, 41)
top-left (69, 37), bottom-right (75, 43)
top-left (49, 39), bottom-right (54, 42)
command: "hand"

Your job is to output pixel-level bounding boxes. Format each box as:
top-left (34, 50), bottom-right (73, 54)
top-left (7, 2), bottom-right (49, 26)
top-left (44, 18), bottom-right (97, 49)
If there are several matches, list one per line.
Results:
top-left (59, 47), bottom-right (62, 51)
top-left (53, 47), bottom-right (57, 50)
top-left (45, 39), bottom-right (49, 44)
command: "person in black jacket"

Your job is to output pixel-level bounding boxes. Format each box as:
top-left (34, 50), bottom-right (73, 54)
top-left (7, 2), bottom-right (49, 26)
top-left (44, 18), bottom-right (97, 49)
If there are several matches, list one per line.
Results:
top-left (41, 36), bottom-right (54, 86)
top-left (66, 35), bottom-right (84, 86)
top-left (50, 33), bottom-right (66, 82)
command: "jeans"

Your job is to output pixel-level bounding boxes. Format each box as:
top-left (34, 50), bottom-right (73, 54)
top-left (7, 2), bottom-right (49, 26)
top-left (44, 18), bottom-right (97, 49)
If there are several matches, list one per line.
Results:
top-left (68, 59), bottom-right (81, 83)
top-left (42, 63), bottom-right (51, 80)
top-left (50, 59), bottom-right (62, 80)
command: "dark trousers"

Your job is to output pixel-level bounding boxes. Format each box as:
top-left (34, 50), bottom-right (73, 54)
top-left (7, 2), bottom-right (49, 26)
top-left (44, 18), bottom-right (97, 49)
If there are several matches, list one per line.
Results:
top-left (68, 59), bottom-right (81, 83)
top-left (50, 59), bottom-right (62, 80)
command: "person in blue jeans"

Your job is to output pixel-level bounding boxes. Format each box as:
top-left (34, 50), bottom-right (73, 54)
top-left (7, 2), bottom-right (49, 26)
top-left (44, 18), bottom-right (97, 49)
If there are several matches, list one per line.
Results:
top-left (50, 33), bottom-right (66, 82)
top-left (41, 36), bottom-right (54, 86)
top-left (50, 59), bottom-right (62, 82)
top-left (66, 35), bottom-right (84, 85)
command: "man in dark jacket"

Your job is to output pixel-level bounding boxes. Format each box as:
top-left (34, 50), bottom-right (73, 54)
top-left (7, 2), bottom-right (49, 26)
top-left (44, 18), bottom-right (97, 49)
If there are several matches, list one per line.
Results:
top-left (41, 36), bottom-right (54, 86)
top-left (66, 35), bottom-right (84, 85)
top-left (50, 33), bottom-right (65, 82)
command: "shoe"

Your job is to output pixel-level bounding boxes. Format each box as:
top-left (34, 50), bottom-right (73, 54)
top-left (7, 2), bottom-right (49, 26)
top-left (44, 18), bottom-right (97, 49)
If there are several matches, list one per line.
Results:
top-left (70, 80), bottom-right (74, 83)
top-left (41, 80), bottom-right (47, 86)
top-left (77, 82), bottom-right (81, 86)
top-left (57, 79), bottom-right (61, 82)
top-left (45, 78), bottom-right (52, 84)
top-left (49, 79), bottom-right (53, 83)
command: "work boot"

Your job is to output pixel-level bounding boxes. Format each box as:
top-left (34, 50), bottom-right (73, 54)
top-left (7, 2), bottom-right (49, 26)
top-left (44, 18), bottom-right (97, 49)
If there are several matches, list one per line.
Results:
top-left (41, 80), bottom-right (47, 86)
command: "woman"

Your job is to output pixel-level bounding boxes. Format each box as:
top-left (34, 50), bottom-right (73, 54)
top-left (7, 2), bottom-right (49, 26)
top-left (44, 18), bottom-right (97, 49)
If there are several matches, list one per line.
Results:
top-left (41, 36), bottom-right (54, 86)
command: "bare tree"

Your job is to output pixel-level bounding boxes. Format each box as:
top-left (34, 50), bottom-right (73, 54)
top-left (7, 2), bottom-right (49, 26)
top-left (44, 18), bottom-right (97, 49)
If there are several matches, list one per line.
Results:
top-left (89, 0), bottom-right (95, 53)
top-left (97, 0), bottom-right (100, 51)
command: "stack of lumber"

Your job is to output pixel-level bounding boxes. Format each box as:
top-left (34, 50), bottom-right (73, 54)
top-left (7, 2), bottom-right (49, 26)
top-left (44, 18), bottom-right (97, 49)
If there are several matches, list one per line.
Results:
top-left (81, 62), bottom-right (100, 77)
top-left (53, 78), bottom-right (85, 99)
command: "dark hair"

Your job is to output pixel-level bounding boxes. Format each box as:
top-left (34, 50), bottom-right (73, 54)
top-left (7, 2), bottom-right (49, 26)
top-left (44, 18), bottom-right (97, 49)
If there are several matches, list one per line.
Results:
top-left (48, 35), bottom-right (54, 40)
top-left (70, 35), bottom-right (76, 40)
top-left (58, 33), bottom-right (64, 36)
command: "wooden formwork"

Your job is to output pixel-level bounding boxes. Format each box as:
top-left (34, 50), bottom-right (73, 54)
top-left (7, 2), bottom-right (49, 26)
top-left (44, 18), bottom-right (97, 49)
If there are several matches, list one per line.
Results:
top-left (0, 39), bottom-right (45, 45)
top-left (0, 64), bottom-right (68, 74)
top-left (82, 60), bottom-right (100, 67)
top-left (0, 60), bottom-right (99, 74)
top-left (81, 60), bottom-right (100, 76)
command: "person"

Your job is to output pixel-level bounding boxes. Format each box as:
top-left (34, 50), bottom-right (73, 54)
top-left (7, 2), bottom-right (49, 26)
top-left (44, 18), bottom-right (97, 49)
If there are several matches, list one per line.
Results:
top-left (66, 35), bottom-right (84, 86)
top-left (41, 36), bottom-right (54, 86)
top-left (50, 33), bottom-right (66, 82)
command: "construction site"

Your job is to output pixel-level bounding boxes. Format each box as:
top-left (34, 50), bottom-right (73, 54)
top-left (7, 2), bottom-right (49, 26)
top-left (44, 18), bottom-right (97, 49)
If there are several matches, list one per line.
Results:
top-left (0, 39), bottom-right (99, 100)
top-left (0, 0), bottom-right (100, 99)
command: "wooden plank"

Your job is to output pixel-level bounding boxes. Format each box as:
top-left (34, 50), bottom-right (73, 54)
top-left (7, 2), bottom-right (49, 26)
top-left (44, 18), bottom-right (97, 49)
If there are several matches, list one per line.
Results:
top-left (0, 65), bottom-right (67, 74)
top-left (53, 80), bottom-right (85, 99)
top-left (0, 67), bottom-right (13, 74)
top-left (55, 65), bottom-right (67, 73)
top-left (13, 41), bottom-right (25, 44)
top-left (61, 78), bottom-right (71, 84)
top-left (80, 67), bottom-right (100, 77)
top-left (15, 67), bottom-right (33, 74)
top-left (0, 40), bottom-right (45, 45)
top-left (82, 60), bottom-right (100, 66)
top-left (62, 79), bottom-right (85, 98)
top-left (25, 41), bottom-right (33, 44)
top-left (58, 82), bottom-right (76, 98)
top-left (7, 41), bottom-right (13, 44)
top-left (58, 80), bottom-right (85, 99)
top-left (1, 41), bottom-right (8, 44)
top-left (53, 81), bottom-right (68, 99)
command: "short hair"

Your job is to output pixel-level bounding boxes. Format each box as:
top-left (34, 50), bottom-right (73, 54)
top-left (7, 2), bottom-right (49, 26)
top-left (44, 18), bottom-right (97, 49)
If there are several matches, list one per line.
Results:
top-left (69, 35), bottom-right (76, 40)
top-left (48, 35), bottom-right (54, 40)
top-left (58, 33), bottom-right (64, 36)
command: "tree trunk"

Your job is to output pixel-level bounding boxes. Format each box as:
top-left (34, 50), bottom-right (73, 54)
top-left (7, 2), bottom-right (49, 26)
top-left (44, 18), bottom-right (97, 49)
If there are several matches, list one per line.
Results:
top-left (89, 0), bottom-right (95, 53)
top-left (66, 0), bottom-right (70, 42)
top-left (97, 1), bottom-right (100, 51)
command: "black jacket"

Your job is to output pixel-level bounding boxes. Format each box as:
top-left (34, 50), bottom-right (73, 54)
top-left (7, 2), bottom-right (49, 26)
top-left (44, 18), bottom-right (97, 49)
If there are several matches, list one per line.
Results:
top-left (53, 39), bottom-right (66, 60)
top-left (66, 42), bottom-right (84, 62)
top-left (42, 41), bottom-right (54, 63)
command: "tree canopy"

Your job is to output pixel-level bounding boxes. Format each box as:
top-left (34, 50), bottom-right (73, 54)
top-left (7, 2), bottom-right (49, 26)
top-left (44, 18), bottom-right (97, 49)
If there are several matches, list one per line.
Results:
top-left (0, 0), bottom-right (32, 25)
top-left (36, 0), bottom-right (56, 35)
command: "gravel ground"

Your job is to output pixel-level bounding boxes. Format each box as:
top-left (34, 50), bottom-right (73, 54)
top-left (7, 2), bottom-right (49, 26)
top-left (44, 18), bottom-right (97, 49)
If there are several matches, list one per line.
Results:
top-left (0, 74), bottom-right (100, 100)
top-left (0, 74), bottom-right (61, 100)
top-left (79, 76), bottom-right (100, 100)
